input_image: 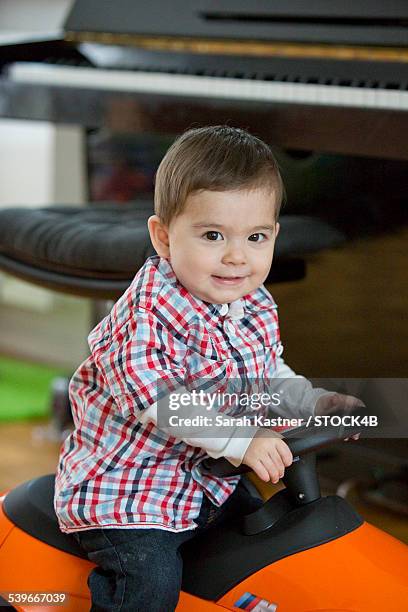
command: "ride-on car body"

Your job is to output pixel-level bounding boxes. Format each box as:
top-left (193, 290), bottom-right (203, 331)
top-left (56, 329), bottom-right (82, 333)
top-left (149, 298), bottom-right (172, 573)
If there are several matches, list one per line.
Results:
top-left (0, 424), bottom-right (407, 611)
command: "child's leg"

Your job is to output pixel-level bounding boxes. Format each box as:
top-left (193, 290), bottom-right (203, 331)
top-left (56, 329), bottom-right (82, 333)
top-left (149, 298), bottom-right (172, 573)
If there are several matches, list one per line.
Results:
top-left (74, 480), bottom-right (262, 610)
top-left (74, 527), bottom-right (193, 612)
top-left (194, 478), bottom-right (264, 531)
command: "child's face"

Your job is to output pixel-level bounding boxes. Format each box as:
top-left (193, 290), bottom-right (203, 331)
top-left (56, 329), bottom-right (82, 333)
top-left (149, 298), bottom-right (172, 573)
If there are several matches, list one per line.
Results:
top-left (166, 188), bottom-right (280, 305)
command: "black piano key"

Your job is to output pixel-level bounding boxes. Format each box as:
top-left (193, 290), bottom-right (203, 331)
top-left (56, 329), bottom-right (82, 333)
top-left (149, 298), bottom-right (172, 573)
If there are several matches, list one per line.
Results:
top-left (384, 82), bottom-right (401, 90)
top-left (338, 79), bottom-right (353, 87)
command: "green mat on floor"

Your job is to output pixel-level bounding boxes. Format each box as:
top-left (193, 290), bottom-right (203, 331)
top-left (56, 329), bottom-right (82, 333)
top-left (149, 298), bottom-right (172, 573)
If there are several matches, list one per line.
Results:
top-left (0, 356), bottom-right (66, 421)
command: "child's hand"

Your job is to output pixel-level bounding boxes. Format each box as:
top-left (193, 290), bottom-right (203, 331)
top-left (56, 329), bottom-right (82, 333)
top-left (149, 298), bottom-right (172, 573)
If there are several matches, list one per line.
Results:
top-left (315, 393), bottom-right (365, 441)
top-left (243, 429), bottom-right (293, 483)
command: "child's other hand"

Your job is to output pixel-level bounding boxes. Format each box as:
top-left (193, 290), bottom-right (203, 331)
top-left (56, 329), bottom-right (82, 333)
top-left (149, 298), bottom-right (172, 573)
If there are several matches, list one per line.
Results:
top-left (243, 429), bottom-right (293, 483)
top-left (315, 393), bottom-right (365, 441)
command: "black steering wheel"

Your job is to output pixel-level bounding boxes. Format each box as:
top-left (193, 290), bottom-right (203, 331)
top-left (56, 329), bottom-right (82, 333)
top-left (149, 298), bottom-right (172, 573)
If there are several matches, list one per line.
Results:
top-left (200, 407), bottom-right (365, 478)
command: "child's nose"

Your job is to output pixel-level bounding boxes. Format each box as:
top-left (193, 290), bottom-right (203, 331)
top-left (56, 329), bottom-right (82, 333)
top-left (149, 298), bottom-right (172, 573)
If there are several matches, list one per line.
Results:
top-left (222, 244), bottom-right (246, 265)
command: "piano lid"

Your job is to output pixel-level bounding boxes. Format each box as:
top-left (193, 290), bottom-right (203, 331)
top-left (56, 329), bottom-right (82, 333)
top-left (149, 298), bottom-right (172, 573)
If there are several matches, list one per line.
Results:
top-left (64, 0), bottom-right (408, 47)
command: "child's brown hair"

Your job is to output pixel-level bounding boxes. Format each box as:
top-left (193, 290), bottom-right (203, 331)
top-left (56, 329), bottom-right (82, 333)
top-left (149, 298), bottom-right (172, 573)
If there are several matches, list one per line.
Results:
top-left (154, 125), bottom-right (284, 226)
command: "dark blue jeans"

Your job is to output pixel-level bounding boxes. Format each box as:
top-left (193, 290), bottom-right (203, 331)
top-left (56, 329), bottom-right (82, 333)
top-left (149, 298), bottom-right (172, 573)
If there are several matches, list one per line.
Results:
top-left (74, 480), bottom-right (262, 612)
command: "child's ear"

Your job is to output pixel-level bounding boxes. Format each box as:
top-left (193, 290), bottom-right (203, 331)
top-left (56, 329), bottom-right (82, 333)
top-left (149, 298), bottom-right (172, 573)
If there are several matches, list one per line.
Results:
top-left (275, 222), bottom-right (280, 238)
top-left (147, 215), bottom-right (170, 258)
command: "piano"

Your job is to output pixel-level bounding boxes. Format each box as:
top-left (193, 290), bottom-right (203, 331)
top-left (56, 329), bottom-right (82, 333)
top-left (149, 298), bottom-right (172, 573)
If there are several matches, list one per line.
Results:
top-left (1, 0), bottom-right (408, 160)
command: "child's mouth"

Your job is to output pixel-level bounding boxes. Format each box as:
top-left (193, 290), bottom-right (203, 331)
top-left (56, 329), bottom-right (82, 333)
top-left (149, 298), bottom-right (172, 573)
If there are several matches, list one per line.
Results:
top-left (211, 275), bottom-right (246, 286)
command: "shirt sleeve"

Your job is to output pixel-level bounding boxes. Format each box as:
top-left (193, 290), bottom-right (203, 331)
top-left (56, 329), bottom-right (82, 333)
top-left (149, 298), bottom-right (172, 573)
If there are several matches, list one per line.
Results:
top-left (95, 307), bottom-right (262, 465)
top-left (138, 388), bottom-right (264, 467)
top-left (266, 354), bottom-right (334, 419)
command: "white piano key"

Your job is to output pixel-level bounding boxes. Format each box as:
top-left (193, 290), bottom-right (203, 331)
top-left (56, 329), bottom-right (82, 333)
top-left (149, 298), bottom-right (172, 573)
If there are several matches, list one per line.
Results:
top-left (7, 62), bottom-right (408, 112)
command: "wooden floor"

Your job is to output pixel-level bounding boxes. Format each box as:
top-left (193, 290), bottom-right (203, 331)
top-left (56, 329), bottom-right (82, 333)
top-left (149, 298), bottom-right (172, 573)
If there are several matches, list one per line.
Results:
top-left (0, 227), bottom-right (407, 543)
top-left (0, 421), bottom-right (61, 491)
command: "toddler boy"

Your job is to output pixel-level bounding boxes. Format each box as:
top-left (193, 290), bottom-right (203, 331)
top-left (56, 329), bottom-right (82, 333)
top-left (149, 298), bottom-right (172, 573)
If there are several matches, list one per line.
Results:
top-left (55, 125), bottom-right (358, 611)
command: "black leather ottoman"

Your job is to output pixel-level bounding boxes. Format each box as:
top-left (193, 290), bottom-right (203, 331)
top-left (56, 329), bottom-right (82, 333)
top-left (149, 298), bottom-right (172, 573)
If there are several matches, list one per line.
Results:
top-left (0, 201), bottom-right (344, 300)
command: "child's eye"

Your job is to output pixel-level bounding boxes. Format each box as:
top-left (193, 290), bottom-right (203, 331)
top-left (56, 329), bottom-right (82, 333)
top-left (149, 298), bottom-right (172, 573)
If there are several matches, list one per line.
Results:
top-left (248, 233), bottom-right (267, 242)
top-left (204, 231), bottom-right (223, 241)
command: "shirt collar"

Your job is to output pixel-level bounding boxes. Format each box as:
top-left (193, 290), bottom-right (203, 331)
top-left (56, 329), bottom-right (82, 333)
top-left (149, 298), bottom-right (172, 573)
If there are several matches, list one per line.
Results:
top-left (156, 256), bottom-right (276, 320)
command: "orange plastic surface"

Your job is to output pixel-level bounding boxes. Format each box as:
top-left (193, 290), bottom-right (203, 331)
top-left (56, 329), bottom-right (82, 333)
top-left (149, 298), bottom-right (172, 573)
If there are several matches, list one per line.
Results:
top-left (0, 495), bottom-right (13, 548)
top-left (17, 595), bottom-right (90, 612)
top-left (177, 592), bottom-right (226, 610)
top-left (0, 513), bottom-right (224, 610)
top-left (1, 504), bottom-right (407, 612)
top-left (218, 522), bottom-right (408, 611)
top-left (0, 524), bottom-right (94, 605)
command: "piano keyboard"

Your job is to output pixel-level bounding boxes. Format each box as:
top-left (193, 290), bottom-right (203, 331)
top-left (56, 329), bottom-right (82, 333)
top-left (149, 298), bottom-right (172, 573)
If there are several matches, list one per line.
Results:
top-left (8, 61), bottom-right (408, 111)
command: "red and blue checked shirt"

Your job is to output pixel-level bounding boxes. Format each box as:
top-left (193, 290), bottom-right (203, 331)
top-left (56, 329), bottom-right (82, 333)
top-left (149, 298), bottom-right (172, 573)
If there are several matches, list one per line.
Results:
top-left (54, 255), bottom-right (320, 533)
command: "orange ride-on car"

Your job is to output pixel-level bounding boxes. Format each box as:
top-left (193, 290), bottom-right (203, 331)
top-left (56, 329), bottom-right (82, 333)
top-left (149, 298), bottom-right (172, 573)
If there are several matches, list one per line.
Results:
top-left (0, 423), bottom-right (407, 611)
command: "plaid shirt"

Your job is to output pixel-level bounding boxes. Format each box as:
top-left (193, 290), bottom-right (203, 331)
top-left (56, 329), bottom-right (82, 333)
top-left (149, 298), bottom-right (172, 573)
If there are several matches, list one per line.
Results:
top-left (54, 255), bottom-right (288, 533)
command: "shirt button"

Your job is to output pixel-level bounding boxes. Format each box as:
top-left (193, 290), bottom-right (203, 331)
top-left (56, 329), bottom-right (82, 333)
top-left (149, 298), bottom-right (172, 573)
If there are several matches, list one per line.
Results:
top-left (219, 303), bottom-right (229, 316)
top-left (276, 342), bottom-right (284, 357)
